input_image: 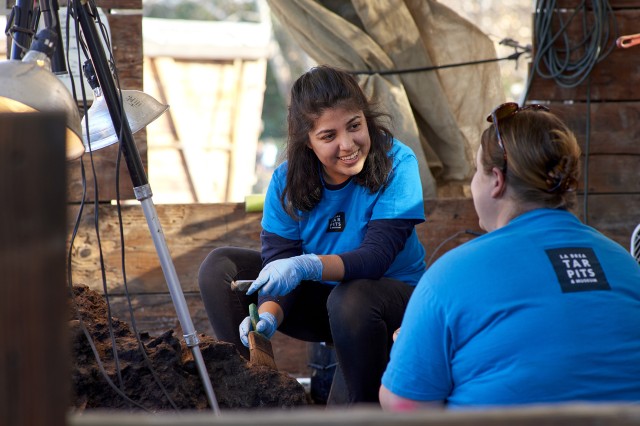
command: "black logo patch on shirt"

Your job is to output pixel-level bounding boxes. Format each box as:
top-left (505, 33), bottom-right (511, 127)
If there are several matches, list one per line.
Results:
top-left (545, 247), bottom-right (611, 293)
top-left (327, 212), bottom-right (345, 233)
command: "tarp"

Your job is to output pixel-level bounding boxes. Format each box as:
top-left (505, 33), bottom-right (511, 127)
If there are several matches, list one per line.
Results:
top-left (266, 0), bottom-right (504, 198)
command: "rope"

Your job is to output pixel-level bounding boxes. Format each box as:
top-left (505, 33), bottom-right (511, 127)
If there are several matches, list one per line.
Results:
top-left (349, 39), bottom-right (531, 76)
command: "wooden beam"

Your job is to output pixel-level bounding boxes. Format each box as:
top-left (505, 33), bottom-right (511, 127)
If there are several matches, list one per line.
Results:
top-left (66, 198), bottom-right (638, 379)
top-left (67, 197), bottom-right (636, 296)
top-left (552, 103), bottom-right (640, 155)
top-left (0, 113), bottom-right (69, 426)
top-left (67, 403), bottom-right (640, 425)
top-left (67, 199), bottom-right (482, 295)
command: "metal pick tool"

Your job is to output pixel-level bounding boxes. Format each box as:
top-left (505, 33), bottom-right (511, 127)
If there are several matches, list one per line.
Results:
top-left (231, 279), bottom-right (254, 292)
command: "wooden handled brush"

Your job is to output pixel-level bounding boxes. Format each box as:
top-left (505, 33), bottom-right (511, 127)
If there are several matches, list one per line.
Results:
top-left (248, 303), bottom-right (277, 370)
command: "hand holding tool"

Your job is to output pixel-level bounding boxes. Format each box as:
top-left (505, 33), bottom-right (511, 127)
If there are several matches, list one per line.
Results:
top-left (239, 305), bottom-right (277, 346)
top-left (246, 303), bottom-right (277, 369)
top-left (246, 254), bottom-right (323, 297)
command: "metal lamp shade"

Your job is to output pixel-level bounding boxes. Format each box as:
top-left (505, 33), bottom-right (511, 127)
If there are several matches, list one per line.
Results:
top-left (0, 60), bottom-right (85, 160)
top-left (81, 90), bottom-right (169, 152)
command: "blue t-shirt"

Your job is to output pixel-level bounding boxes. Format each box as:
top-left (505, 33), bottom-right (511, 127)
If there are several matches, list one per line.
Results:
top-left (382, 208), bottom-right (640, 407)
top-left (261, 139), bottom-right (426, 285)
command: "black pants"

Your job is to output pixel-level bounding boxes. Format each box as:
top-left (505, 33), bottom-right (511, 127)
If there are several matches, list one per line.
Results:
top-left (197, 246), bottom-right (415, 404)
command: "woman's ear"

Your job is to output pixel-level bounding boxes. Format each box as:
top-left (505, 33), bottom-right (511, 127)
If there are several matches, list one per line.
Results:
top-left (490, 167), bottom-right (507, 198)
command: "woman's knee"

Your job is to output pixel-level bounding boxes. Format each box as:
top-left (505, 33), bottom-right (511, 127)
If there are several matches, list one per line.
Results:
top-left (198, 247), bottom-right (260, 294)
top-left (200, 246), bottom-right (243, 271)
top-left (199, 248), bottom-right (229, 287)
top-left (327, 278), bottom-right (413, 326)
top-left (326, 279), bottom-right (379, 324)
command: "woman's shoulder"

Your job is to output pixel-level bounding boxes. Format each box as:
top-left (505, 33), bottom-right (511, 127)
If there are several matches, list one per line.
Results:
top-left (389, 138), bottom-right (417, 160)
top-left (265, 161), bottom-right (289, 195)
top-left (271, 160), bottom-right (289, 179)
top-left (273, 160), bottom-right (288, 173)
top-left (390, 138), bottom-right (408, 152)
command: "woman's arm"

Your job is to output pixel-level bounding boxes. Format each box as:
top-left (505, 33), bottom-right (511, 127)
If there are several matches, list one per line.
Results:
top-left (338, 218), bottom-right (419, 280)
top-left (379, 385), bottom-right (444, 411)
top-left (261, 219), bottom-right (418, 283)
top-left (316, 253), bottom-right (345, 281)
top-left (257, 300), bottom-right (284, 325)
top-left (260, 230), bottom-right (302, 265)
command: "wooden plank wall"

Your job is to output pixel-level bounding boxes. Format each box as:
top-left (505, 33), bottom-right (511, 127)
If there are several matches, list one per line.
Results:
top-left (65, 192), bottom-right (632, 376)
top-left (67, 196), bottom-right (634, 324)
top-left (0, 113), bottom-right (69, 426)
top-left (68, 199), bottom-right (482, 333)
top-left (527, 0), bottom-right (640, 245)
top-left (5, 0), bottom-right (145, 202)
top-left (67, 199), bottom-right (481, 376)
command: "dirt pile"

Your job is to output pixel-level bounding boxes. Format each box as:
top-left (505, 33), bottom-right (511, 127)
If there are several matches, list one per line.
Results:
top-left (69, 285), bottom-right (308, 411)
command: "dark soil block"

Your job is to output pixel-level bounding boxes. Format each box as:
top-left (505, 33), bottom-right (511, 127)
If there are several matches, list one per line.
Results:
top-left (69, 285), bottom-right (308, 411)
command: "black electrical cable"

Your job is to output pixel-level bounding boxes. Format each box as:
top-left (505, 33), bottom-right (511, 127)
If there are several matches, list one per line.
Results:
top-left (522, 0), bottom-right (616, 223)
top-left (64, 80), bottom-right (148, 411)
top-left (523, 0), bottom-right (618, 99)
top-left (61, 0), bottom-right (126, 395)
top-left (91, 1), bottom-right (180, 409)
top-left (426, 229), bottom-right (484, 269)
top-left (63, 0), bottom-right (179, 411)
top-left (349, 45), bottom-right (530, 77)
top-left (534, 0), bottom-right (617, 89)
top-left (66, 161), bottom-right (152, 413)
top-left (68, 4), bottom-right (127, 395)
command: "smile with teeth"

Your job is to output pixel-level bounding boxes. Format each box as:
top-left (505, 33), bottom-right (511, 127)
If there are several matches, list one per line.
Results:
top-left (340, 150), bottom-right (359, 161)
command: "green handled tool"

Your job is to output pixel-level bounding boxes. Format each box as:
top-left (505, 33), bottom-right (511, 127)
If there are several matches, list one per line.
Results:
top-left (247, 303), bottom-right (277, 369)
top-left (249, 303), bottom-right (261, 335)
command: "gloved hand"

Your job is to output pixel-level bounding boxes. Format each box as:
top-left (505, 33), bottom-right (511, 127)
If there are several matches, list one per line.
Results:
top-left (246, 254), bottom-right (323, 297)
top-left (239, 311), bottom-right (278, 347)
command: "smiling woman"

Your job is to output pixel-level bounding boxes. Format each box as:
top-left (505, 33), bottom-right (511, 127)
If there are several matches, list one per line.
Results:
top-left (198, 64), bottom-right (429, 405)
top-left (306, 107), bottom-right (370, 185)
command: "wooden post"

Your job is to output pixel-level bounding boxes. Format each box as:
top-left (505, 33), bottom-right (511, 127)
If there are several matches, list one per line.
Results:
top-left (0, 112), bottom-right (69, 426)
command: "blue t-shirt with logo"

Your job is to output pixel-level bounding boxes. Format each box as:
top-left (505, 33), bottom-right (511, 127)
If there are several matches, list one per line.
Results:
top-left (382, 208), bottom-right (640, 406)
top-left (261, 139), bottom-right (426, 285)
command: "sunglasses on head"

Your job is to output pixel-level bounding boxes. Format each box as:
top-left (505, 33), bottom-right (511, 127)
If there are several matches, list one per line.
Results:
top-left (486, 102), bottom-right (550, 173)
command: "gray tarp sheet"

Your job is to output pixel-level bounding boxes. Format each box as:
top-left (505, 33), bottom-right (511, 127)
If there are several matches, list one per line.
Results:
top-left (267, 0), bottom-right (504, 197)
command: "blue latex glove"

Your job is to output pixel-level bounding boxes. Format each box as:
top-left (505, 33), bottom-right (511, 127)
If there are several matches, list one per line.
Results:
top-left (239, 311), bottom-right (278, 347)
top-left (246, 254), bottom-right (323, 297)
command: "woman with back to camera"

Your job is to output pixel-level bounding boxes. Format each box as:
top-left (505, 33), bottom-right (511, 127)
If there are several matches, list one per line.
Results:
top-left (198, 65), bottom-right (427, 405)
top-left (380, 102), bottom-right (640, 410)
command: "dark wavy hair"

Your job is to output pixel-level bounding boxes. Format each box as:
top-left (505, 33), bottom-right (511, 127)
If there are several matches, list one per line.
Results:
top-left (282, 65), bottom-right (394, 218)
top-left (480, 108), bottom-right (581, 210)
